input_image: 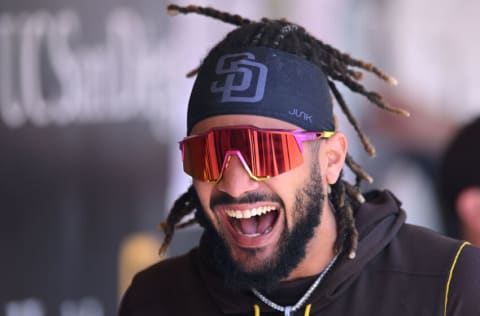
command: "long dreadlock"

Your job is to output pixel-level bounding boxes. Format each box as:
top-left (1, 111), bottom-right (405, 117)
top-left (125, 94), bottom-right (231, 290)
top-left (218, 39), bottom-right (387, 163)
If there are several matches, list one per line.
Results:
top-left (160, 4), bottom-right (409, 260)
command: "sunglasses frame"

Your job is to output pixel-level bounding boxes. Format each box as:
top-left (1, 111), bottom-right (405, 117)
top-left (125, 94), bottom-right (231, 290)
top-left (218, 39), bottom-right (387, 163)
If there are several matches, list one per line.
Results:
top-left (180, 125), bottom-right (334, 183)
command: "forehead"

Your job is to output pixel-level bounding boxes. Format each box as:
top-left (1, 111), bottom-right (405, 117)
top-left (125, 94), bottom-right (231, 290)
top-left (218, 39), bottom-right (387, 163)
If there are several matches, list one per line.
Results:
top-left (190, 114), bottom-right (302, 134)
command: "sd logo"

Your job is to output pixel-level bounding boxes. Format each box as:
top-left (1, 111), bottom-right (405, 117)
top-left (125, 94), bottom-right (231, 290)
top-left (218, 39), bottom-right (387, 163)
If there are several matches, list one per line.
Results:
top-left (210, 52), bottom-right (268, 103)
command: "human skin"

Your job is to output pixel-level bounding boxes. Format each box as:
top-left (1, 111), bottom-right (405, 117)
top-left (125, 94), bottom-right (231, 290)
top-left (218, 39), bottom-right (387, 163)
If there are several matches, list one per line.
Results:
top-left (191, 114), bottom-right (348, 280)
top-left (456, 187), bottom-right (480, 246)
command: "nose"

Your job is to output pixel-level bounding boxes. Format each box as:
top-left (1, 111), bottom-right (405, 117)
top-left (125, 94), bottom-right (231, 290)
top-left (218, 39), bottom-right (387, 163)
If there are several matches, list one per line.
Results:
top-left (216, 154), bottom-right (260, 198)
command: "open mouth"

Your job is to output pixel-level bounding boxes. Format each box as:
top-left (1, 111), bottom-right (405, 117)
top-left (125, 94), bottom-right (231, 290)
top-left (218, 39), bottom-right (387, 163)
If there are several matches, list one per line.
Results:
top-left (224, 206), bottom-right (280, 238)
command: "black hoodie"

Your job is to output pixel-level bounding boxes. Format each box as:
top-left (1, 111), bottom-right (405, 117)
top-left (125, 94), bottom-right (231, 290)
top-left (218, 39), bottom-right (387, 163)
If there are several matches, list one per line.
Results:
top-left (119, 190), bottom-right (480, 315)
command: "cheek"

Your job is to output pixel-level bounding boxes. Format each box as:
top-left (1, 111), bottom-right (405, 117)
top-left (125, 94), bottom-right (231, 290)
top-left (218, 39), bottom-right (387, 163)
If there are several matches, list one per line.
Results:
top-left (266, 165), bottom-right (310, 219)
top-left (193, 180), bottom-right (218, 222)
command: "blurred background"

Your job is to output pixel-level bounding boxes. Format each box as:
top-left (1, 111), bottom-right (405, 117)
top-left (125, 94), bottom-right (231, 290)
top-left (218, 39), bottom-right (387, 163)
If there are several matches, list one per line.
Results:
top-left (1, 0), bottom-right (479, 315)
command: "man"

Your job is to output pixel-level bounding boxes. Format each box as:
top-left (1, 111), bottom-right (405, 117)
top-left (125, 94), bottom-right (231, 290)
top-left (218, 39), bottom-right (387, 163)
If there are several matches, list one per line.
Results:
top-left (438, 117), bottom-right (480, 246)
top-left (119, 4), bottom-right (480, 315)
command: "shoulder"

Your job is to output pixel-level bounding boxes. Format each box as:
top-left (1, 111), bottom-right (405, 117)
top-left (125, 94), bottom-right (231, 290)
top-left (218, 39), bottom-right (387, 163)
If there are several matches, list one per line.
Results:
top-left (380, 223), bottom-right (469, 277)
top-left (395, 224), bottom-right (461, 268)
top-left (119, 248), bottom-right (213, 315)
top-left (445, 243), bottom-right (480, 315)
top-left (132, 250), bottom-right (195, 288)
top-left (382, 225), bottom-right (480, 314)
top-left (129, 248), bottom-right (199, 297)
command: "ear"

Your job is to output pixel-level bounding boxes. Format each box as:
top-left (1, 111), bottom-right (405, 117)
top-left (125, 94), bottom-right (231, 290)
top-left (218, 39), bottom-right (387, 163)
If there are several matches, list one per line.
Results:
top-left (322, 132), bottom-right (348, 185)
top-left (456, 187), bottom-right (480, 230)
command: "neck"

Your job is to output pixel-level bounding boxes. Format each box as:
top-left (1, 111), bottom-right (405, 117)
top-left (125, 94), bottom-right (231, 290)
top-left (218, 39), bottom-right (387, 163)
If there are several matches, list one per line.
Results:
top-left (284, 200), bottom-right (338, 280)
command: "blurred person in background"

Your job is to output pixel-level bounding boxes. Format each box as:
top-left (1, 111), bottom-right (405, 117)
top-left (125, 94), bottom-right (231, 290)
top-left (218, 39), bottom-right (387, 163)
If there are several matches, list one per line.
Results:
top-left (347, 0), bottom-right (480, 234)
top-left (438, 117), bottom-right (480, 246)
top-left (119, 4), bottom-right (480, 316)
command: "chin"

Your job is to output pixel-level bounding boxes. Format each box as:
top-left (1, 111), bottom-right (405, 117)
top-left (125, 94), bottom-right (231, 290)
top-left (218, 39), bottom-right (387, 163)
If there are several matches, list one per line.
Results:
top-left (230, 245), bottom-right (277, 272)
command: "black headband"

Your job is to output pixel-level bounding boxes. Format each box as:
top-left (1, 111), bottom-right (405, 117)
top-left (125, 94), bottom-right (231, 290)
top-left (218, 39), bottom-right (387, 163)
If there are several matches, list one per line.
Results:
top-left (187, 46), bottom-right (334, 134)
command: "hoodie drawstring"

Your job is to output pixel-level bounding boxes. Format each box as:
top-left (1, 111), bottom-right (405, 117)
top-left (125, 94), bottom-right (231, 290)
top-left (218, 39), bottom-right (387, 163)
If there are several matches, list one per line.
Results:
top-left (253, 304), bottom-right (313, 316)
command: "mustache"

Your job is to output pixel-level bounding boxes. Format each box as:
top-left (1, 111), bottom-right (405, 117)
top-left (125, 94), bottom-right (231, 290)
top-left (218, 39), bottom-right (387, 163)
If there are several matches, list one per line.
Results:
top-left (210, 191), bottom-right (284, 209)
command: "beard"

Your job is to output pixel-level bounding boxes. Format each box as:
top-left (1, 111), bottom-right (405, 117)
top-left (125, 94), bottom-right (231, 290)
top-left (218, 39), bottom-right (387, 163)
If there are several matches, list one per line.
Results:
top-left (194, 160), bottom-right (325, 291)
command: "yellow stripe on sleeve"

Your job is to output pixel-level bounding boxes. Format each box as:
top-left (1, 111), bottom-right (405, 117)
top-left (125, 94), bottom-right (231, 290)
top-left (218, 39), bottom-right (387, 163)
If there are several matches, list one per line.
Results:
top-left (444, 241), bottom-right (470, 316)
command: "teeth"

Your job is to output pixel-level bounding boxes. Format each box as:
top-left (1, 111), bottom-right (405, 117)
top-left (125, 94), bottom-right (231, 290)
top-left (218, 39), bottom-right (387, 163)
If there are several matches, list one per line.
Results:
top-left (239, 232), bottom-right (261, 237)
top-left (225, 206), bottom-right (276, 219)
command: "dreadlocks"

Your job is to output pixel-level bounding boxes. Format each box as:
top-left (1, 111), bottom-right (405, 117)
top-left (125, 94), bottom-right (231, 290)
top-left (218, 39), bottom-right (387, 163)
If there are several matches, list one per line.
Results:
top-left (160, 4), bottom-right (409, 260)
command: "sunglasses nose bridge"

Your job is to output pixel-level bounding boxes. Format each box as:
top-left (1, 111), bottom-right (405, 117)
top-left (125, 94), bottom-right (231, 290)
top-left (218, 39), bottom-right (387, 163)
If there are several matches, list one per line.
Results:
top-left (220, 150), bottom-right (252, 178)
top-left (216, 152), bottom-right (261, 197)
top-left (217, 150), bottom-right (261, 183)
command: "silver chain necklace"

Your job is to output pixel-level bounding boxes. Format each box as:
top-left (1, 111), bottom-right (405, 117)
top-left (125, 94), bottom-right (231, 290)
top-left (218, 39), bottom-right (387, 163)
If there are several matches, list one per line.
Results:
top-left (251, 253), bottom-right (339, 316)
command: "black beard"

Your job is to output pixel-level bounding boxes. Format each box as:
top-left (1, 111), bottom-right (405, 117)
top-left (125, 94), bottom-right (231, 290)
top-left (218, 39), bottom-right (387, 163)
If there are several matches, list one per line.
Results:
top-left (194, 161), bottom-right (325, 291)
